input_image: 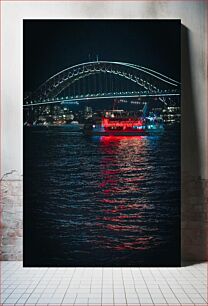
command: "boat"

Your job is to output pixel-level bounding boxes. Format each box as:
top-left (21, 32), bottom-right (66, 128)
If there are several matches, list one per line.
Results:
top-left (83, 110), bottom-right (164, 136)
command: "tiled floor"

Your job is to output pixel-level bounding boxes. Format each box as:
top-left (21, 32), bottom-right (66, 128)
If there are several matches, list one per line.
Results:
top-left (0, 261), bottom-right (207, 305)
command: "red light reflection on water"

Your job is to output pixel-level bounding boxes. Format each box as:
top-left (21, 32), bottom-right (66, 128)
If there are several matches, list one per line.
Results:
top-left (101, 202), bottom-right (151, 214)
top-left (95, 135), bottom-right (160, 251)
top-left (100, 135), bottom-right (144, 144)
top-left (113, 237), bottom-right (154, 251)
top-left (99, 136), bottom-right (146, 195)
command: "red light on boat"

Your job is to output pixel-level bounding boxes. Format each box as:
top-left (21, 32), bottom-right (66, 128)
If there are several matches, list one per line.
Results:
top-left (101, 116), bottom-right (143, 129)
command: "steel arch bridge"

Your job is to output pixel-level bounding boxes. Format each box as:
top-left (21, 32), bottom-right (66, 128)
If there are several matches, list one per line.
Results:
top-left (24, 61), bottom-right (180, 106)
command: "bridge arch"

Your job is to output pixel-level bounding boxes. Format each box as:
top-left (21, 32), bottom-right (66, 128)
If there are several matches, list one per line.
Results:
top-left (25, 61), bottom-right (180, 104)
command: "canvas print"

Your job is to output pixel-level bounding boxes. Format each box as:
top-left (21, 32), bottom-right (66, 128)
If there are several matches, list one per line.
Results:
top-left (23, 20), bottom-right (181, 267)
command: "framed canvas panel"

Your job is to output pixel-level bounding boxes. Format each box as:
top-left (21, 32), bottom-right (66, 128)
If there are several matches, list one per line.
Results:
top-left (23, 19), bottom-right (181, 267)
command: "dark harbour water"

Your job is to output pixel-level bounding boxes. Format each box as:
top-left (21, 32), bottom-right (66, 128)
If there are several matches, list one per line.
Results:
top-left (24, 126), bottom-right (181, 267)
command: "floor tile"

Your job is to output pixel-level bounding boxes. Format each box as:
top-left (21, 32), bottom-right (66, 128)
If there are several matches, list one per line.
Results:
top-left (0, 261), bottom-right (207, 306)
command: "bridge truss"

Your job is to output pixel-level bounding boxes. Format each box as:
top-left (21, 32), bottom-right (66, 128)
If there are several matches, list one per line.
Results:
top-left (24, 61), bottom-right (180, 107)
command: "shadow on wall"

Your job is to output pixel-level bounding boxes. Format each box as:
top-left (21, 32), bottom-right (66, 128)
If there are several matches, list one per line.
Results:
top-left (181, 25), bottom-right (207, 265)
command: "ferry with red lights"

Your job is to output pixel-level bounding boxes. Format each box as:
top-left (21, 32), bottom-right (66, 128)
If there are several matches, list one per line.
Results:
top-left (83, 110), bottom-right (164, 136)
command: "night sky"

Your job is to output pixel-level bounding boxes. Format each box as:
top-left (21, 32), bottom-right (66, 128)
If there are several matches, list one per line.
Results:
top-left (23, 20), bottom-right (181, 93)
